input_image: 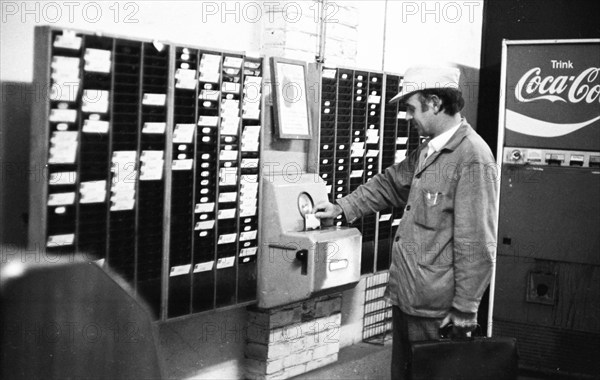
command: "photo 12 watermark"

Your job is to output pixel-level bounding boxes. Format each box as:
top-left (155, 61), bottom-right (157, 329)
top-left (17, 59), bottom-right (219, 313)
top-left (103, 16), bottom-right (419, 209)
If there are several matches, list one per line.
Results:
top-left (1, 1), bottom-right (140, 24)
top-left (199, 1), bottom-right (339, 24)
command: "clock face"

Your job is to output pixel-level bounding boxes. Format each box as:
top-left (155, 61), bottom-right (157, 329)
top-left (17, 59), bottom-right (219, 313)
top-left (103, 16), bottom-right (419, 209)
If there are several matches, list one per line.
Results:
top-left (297, 192), bottom-right (314, 216)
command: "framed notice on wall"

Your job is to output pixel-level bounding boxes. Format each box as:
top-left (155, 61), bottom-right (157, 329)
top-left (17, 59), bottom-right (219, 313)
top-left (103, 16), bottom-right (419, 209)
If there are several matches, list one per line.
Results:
top-left (270, 57), bottom-right (312, 139)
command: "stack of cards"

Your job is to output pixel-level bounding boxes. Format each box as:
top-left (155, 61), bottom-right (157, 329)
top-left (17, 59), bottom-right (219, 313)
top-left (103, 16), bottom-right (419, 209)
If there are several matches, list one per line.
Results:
top-left (84, 48), bottom-right (111, 73)
top-left (110, 151), bottom-right (137, 211)
top-left (50, 56), bottom-right (80, 102)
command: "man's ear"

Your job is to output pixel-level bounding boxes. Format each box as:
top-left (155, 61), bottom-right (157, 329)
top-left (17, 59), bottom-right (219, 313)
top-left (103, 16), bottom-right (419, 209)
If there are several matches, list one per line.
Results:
top-left (429, 95), bottom-right (442, 114)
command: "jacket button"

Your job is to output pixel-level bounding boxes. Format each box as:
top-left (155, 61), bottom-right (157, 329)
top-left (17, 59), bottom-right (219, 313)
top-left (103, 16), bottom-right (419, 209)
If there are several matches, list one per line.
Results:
top-left (406, 205), bottom-right (411, 211)
top-left (394, 236), bottom-right (400, 242)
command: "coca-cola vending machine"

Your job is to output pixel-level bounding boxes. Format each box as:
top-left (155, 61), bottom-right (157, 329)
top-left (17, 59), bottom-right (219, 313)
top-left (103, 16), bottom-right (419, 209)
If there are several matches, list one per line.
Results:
top-left (491, 39), bottom-right (600, 376)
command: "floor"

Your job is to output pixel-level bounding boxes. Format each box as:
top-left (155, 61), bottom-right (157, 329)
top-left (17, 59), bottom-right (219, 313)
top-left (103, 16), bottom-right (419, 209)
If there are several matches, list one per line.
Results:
top-left (292, 340), bottom-right (550, 380)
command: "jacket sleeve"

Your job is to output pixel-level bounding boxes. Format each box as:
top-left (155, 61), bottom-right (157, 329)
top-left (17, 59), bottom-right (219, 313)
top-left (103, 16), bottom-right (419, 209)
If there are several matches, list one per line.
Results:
top-left (336, 149), bottom-right (418, 223)
top-left (451, 145), bottom-right (498, 314)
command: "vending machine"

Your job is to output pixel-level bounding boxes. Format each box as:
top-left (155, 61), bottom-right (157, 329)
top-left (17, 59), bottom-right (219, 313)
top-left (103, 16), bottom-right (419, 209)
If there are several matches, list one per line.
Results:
top-left (492, 39), bottom-right (600, 377)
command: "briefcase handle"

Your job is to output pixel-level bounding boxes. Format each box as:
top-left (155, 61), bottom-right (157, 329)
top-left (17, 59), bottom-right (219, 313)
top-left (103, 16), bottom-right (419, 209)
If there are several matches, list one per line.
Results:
top-left (438, 323), bottom-right (483, 340)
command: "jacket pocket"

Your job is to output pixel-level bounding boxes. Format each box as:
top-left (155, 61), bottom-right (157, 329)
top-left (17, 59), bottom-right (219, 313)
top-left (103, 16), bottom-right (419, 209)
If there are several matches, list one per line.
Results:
top-left (414, 190), bottom-right (447, 229)
top-left (414, 263), bottom-right (454, 311)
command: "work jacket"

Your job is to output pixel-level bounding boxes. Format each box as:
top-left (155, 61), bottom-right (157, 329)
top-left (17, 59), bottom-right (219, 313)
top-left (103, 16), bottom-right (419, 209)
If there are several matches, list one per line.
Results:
top-left (337, 120), bottom-right (498, 318)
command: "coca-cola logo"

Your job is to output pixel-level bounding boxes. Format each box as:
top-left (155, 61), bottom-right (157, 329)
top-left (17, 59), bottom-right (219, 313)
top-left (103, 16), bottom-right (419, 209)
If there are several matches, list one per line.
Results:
top-left (515, 67), bottom-right (600, 104)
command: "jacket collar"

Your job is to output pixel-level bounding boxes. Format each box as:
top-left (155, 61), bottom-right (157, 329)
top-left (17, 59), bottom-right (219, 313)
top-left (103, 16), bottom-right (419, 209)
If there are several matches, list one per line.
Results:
top-left (416, 118), bottom-right (472, 175)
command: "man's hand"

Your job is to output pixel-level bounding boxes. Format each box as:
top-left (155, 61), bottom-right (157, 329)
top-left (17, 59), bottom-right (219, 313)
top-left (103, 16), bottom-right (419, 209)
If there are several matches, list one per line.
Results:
top-left (314, 201), bottom-right (343, 220)
top-left (440, 309), bottom-right (478, 337)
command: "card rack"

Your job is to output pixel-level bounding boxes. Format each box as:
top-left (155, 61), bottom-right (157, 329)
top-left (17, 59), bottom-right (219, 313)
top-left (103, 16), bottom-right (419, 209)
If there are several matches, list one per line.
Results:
top-left (317, 67), bottom-right (418, 274)
top-left (30, 26), bottom-right (262, 321)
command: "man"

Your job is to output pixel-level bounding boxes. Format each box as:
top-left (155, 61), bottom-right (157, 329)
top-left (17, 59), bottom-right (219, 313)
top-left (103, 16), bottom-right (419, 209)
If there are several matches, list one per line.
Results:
top-left (315, 67), bottom-right (498, 379)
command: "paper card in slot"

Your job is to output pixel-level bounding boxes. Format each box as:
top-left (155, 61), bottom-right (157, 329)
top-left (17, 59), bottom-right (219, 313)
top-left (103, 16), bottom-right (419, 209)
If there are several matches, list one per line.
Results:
top-left (173, 124), bottom-right (195, 143)
top-left (351, 141), bottom-right (365, 151)
top-left (80, 190), bottom-right (106, 203)
top-left (322, 68), bottom-right (337, 79)
top-left (240, 182), bottom-right (258, 191)
top-left (142, 93), bottom-right (166, 106)
top-left (222, 82), bottom-right (241, 93)
top-left (242, 109), bottom-right (261, 120)
top-left (395, 150), bottom-right (407, 163)
top-left (243, 125), bottom-right (261, 135)
top-left (49, 133), bottom-right (78, 164)
top-left (379, 213), bottom-right (392, 222)
top-left (350, 149), bottom-right (365, 158)
top-left (49, 109), bottom-right (77, 123)
top-left (240, 207), bottom-right (257, 217)
top-left (241, 174), bottom-right (258, 184)
top-left (80, 180), bottom-right (107, 203)
top-left (81, 90), bottom-right (109, 113)
top-left (176, 68), bottom-right (196, 79)
top-left (176, 77), bottom-right (198, 90)
top-left (239, 230), bottom-right (257, 241)
top-left (244, 75), bottom-right (263, 85)
top-left (216, 256), bottom-right (236, 269)
top-left (141, 122), bottom-right (166, 134)
top-left (193, 261), bottom-right (214, 273)
top-left (392, 218), bottom-right (401, 227)
top-left (172, 159), bottom-right (194, 171)
top-left (367, 129), bottom-right (380, 144)
top-left (54, 31), bottom-right (82, 50)
top-left (396, 137), bottom-right (408, 145)
top-left (240, 200), bottom-right (257, 210)
top-left (49, 171), bottom-right (77, 185)
top-left (195, 202), bottom-right (215, 213)
top-left (198, 116), bottom-right (219, 126)
top-left (219, 169), bottom-right (238, 186)
top-left (217, 233), bottom-right (237, 245)
top-left (110, 199), bottom-right (135, 211)
top-left (170, 264), bottom-right (191, 277)
top-left (50, 81), bottom-right (80, 102)
top-left (219, 150), bottom-right (239, 161)
top-left (195, 220), bottom-right (215, 231)
top-left (241, 158), bottom-right (259, 168)
top-left (48, 192), bottom-right (75, 206)
top-left (398, 111), bottom-right (407, 119)
top-left (244, 60), bottom-right (261, 69)
top-left (366, 150), bottom-right (379, 157)
top-left (221, 99), bottom-right (240, 110)
top-left (111, 150), bottom-right (137, 162)
top-left (83, 50), bottom-right (111, 73)
top-left (199, 90), bottom-right (221, 101)
top-left (140, 163), bottom-right (164, 180)
top-left (83, 119), bottom-right (109, 133)
top-left (218, 192), bottom-right (237, 203)
top-left (368, 95), bottom-right (381, 104)
top-left (199, 73), bottom-right (220, 83)
top-left (217, 208), bottom-right (236, 220)
top-left (239, 247), bottom-right (257, 257)
top-left (47, 233), bottom-right (75, 247)
top-left (223, 67), bottom-right (240, 76)
top-left (141, 150), bottom-right (164, 161)
top-left (350, 170), bottom-right (364, 178)
top-left (242, 99), bottom-right (261, 110)
top-left (51, 55), bottom-right (80, 69)
top-left (241, 143), bottom-right (259, 152)
top-left (223, 56), bottom-right (243, 68)
top-left (85, 48), bottom-right (112, 61)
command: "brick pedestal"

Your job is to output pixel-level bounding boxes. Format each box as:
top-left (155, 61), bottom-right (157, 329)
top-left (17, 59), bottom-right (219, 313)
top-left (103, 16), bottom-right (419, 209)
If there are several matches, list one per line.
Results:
top-left (245, 294), bottom-right (342, 380)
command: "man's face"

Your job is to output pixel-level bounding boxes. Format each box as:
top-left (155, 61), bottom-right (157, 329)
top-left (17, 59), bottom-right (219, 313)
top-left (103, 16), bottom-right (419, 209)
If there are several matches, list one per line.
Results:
top-left (405, 93), bottom-right (435, 137)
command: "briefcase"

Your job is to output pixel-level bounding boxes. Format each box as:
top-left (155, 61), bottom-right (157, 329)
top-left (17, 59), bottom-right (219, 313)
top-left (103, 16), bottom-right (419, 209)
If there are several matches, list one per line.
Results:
top-left (409, 335), bottom-right (518, 380)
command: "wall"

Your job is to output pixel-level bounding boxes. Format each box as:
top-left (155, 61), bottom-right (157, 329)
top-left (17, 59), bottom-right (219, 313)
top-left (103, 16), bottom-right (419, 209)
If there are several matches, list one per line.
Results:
top-left (1, 1), bottom-right (485, 378)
